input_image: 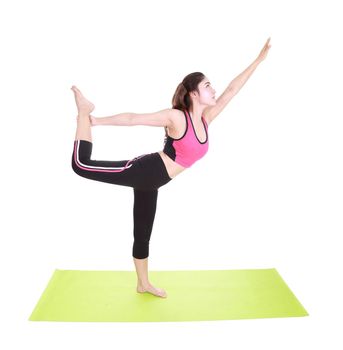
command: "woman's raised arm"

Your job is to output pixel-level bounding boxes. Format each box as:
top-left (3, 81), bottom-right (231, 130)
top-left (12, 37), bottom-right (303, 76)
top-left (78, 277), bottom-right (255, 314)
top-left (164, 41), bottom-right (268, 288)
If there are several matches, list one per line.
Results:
top-left (205, 37), bottom-right (272, 124)
top-left (229, 37), bottom-right (271, 94)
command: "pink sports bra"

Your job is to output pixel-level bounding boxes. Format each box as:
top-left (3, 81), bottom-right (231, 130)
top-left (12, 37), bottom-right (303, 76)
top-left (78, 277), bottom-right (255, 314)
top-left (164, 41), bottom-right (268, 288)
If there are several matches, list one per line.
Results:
top-left (163, 109), bottom-right (209, 168)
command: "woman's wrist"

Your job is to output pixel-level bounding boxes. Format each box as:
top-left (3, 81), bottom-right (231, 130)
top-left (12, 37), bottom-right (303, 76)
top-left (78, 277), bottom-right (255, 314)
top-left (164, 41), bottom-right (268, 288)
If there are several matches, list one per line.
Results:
top-left (90, 115), bottom-right (98, 126)
top-left (253, 57), bottom-right (261, 67)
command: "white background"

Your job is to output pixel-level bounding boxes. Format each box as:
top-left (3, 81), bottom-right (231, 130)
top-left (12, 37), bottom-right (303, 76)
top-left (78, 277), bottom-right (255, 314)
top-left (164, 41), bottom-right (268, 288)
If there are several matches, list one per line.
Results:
top-left (1, 0), bottom-right (342, 348)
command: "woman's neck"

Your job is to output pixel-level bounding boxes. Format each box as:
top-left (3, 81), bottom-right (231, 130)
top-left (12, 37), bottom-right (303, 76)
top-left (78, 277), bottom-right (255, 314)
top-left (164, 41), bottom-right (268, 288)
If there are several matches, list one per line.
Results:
top-left (188, 106), bottom-right (205, 122)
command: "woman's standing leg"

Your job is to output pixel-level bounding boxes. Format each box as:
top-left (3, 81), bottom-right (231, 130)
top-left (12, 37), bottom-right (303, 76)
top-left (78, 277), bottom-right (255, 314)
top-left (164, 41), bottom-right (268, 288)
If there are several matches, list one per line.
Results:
top-left (133, 189), bottom-right (167, 298)
top-left (132, 189), bottom-right (158, 259)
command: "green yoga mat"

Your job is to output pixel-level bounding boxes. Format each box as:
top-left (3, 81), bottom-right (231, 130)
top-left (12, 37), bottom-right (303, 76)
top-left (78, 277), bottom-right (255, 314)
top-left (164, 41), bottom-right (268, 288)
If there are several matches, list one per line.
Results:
top-left (29, 268), bottom-right (308, 322)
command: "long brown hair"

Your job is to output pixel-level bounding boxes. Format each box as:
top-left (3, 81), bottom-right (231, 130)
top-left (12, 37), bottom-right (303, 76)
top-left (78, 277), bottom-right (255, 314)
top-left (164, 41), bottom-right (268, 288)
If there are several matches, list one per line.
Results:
top-left (164, 72), bottom-right (206, 145)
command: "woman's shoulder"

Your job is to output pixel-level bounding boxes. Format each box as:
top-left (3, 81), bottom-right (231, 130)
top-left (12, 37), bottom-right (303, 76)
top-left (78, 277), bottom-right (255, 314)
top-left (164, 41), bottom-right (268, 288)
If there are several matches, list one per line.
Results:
top-left (167, 108), bottom-right (185, 124)
top-left (170, 108), bottom-right (211, 125)
top-left (170, 108), bottom-right (185, 117)
top-left (165, 109), bottom-right (186, 135)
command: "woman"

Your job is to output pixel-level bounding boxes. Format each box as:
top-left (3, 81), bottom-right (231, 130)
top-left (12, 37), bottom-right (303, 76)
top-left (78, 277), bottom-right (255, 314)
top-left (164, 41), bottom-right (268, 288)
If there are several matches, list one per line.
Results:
top-left (71, 38), bottom-right (272, 298)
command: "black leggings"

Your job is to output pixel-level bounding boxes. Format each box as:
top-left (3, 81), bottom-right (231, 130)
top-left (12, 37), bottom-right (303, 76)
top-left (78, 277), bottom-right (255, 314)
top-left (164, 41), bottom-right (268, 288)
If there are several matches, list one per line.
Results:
top-left (71, 139), bottom-right (172, 259)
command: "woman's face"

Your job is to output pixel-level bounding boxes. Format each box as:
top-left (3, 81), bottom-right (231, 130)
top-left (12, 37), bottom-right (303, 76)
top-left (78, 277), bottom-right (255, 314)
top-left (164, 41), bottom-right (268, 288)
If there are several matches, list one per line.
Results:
top-left (197, 78), bottom-right (217, 106)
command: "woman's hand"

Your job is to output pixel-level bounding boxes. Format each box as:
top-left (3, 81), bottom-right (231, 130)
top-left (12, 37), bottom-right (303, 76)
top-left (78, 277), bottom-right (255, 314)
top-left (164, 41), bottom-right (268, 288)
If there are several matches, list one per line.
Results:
top-left (256, 37), bottom-right (272, 63)
top-left (89, 114), bottom-right (97, 126)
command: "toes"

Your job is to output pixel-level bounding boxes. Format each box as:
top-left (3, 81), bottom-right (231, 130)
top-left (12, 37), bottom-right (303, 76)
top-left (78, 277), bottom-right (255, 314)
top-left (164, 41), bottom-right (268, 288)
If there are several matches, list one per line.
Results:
top-left (137, 285), bottom-right (167, 298)
top-left (157, 289), bottom-right (167, 297)
top-left (71, 86), bottom-right (81, 94)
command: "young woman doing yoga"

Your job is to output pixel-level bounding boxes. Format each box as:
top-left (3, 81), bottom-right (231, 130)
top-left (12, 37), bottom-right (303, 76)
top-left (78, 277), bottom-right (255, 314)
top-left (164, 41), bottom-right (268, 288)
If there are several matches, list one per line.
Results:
top-left (71, 38), bottom-right (271, 298)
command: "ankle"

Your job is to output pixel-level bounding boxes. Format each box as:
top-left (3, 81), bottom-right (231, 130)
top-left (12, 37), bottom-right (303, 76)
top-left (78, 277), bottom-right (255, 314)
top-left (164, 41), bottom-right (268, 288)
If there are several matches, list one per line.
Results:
top-left (78, 112), bottom-right (90, 119)
top-left (138, 279), bottom-right (150, 287)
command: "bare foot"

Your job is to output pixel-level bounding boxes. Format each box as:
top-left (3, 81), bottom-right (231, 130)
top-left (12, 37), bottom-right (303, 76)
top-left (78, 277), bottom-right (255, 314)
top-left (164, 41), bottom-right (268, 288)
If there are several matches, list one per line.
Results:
top-left (71, 85), bottom-right (95, 115)
top-left (137, 282), bottom-right (167, 298)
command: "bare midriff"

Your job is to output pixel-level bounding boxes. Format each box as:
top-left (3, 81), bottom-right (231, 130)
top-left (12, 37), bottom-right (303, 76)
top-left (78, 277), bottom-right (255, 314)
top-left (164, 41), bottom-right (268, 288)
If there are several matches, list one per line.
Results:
top-left (157, 151), bottom-right (186, 179)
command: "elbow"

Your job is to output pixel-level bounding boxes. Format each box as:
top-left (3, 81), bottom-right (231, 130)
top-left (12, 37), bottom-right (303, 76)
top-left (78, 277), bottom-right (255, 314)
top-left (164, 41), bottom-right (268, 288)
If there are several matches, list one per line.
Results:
top-left (227, 84), bottom-right (238, 94)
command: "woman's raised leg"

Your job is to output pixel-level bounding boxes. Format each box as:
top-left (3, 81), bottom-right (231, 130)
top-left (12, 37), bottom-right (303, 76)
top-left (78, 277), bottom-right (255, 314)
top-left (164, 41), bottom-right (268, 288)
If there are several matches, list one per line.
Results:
top-left (71, 85), bottom-right (94, 142)
top-left (71, 86), bottom-right (141, 187)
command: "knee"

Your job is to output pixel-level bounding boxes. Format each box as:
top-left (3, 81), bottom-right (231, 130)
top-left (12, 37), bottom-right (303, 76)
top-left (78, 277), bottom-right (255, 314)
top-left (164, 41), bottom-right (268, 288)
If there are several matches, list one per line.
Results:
top-left (133, 252), bottom-right (149, 259)
top-left (71, 155), bottom-right (85, 177)
top-left (133, 240), bottom-right (149, 259)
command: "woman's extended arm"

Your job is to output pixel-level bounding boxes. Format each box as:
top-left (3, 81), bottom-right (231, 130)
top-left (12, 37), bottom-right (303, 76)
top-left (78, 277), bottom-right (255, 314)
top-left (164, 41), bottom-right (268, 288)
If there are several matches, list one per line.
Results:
top-left (90, 113), bottom-right (132, 126)
top-left (90, 108), bottom-right (173, 127)
top-left (229, 37), bottom-right (271, 93)
top-left (204, 37), bottom-right (272, 124)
